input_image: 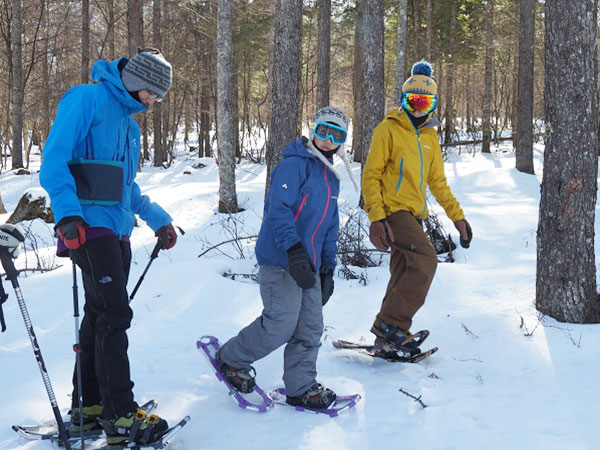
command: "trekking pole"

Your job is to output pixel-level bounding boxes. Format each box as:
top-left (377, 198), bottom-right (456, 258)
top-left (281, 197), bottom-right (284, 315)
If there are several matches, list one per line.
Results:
top-left (129, 241), bottom-right (161, 302)
top-left (129, 225), bottom-right (185, 303)
top-left (71, 258), bottom-right (85, 450)
top-left (0, 224), bottom-right (72, 450)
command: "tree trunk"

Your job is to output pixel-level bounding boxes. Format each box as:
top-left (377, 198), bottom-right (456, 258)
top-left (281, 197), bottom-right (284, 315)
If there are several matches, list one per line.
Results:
top-left (127, 0), bottom-right (146, 157)
top-left (217, 0), bottom-right (239, 213)
top-left (443, 1), bottom-right (456, 146)
top-left (0, 193), bottom-right (6, 214)
top-left (127, 0), bottom-right (144, 57)
top-left (265, 0), bottom-right (302, 195)
top-left (153, 0), bottom-right (163, 167)
top-left (232, 49), bottom-right (241, 159)
top-left (41, 0), bottom-right (50, 150)
top-left (394, 0), bottom-right (408, 105)
top-left (81, 0), bottom-right (90, 83)
top-left (515, 0), bottom-right (534, 174)
top-left (481, 0), bottom-right (495, 153)
top-left (162, 0), bottom-right (171, 161)
top-left (352, 0), bottom-right (365, 163)
top-left (425, 0), bottom-right (432, 60)
top-left (511, 0), bottom-right (520, 150)
top-left (11, 0), bottom-right (24, 169)
top-left (537, 0), bottom-right (599, 323)
top-left (201, 82), bottom-right (211, 157)
top-left (316, 0), bottom-right (330, 109)
top-left (107, 0), bottom-right (115, 60)
top-left (360, 0), bottom-right (384, 173)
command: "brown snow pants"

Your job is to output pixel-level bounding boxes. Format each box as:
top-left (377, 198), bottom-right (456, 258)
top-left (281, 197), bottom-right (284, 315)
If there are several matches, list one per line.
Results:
top-left (375, 210), bottom-right (438, 332)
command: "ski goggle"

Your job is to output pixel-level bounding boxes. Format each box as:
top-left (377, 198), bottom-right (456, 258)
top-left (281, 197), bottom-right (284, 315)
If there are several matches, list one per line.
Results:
top-left (313, 121), bottom-right (348, 145)
top-left (402, 93), bottom-right (437, 115)
top-left (146, 89), bottom-right (164, 103)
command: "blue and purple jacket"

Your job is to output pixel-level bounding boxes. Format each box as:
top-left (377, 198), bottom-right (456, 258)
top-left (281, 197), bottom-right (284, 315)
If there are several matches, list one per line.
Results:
top-left (255, 137), bottom-right (340, 271)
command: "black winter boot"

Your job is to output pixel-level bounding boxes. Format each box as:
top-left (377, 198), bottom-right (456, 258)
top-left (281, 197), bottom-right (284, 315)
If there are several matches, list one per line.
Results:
top-left (286, 383), bottom-right (337, 409)
top-left (371, 318), bottom-right (420, 353)
top-left (216, 351), bottom-right (256, 394)
top-left (69, 404), bottom-right (103, 432)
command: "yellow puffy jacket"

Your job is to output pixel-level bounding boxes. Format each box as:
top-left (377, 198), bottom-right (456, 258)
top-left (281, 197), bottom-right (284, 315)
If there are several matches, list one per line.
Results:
top-left (362, 108), bottom-right (464, 223)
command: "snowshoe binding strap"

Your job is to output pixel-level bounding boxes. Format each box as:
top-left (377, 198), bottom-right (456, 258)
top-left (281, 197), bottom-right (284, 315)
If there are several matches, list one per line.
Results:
top-left (140, 414), bottom-right (159, 445)
top-left (223, 365), bottom-right (257, 394)
top-left (126, 409), bottom-right (147, 446)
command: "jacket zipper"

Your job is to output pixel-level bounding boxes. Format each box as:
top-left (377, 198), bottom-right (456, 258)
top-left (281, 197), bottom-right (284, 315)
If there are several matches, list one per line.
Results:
top-left (396, 157), bottom-right (405, 191)
top-left (311, 165), bottom-right (331, 266)
top-left (124, 120), bottom-right (133, 185)
top-left (295, 194), bottom-right (309, 221)
top-left (405, 111), bottom-right (427, 217)
top-left (416, 131), bottom-right (427, 217)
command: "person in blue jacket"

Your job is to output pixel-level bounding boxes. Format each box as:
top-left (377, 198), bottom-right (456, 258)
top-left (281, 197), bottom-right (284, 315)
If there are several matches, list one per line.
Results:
top-left (39, 48), bottom-right (177, 446)
top-left (216, 106), bottom-right (358, 409)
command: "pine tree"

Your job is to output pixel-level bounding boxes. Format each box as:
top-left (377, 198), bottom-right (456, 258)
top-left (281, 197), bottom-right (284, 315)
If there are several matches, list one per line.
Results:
top-left (536, 0), bottom-right (599, 323)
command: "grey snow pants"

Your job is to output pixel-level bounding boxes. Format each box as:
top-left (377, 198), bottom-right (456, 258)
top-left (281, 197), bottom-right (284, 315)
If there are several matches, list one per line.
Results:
top-left (218, 264), bottom-right (323, 397)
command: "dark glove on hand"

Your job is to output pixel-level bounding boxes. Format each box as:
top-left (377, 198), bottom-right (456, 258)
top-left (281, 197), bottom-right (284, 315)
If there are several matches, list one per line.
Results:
top-left (156, 223), bottom-right (177, 250)
top-left (320, 266), bottom-right (334, 306)
top-left (56, 216), bottom-right (87, 250)
top-left (454, 219), bottom-right (473, 248)
top-left (287, 242), bottom-right (316, 289)
top-left (369, 219), bottom-right (393, 251)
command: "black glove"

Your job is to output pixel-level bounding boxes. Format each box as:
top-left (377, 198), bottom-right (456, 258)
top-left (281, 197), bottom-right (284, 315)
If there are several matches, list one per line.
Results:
top-left (156, 223), bottom-right (177, 249)
top-left (287, 242), bottom-right (316, 289)
top-left (320, 266), bottom-right (334, 306)
top-left (454, 219), bottom-right (473, 249)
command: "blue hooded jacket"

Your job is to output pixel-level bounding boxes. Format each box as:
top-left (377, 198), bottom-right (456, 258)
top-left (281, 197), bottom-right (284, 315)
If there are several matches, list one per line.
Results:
top-left (255, 137), bottom-right (340, 271)
top-left (39, 58), bottom-right (172, 237)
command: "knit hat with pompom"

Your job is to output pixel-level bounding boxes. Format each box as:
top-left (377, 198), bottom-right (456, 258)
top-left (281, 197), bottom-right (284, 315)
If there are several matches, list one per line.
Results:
top-left (402, 61), bottom-right (437, 96)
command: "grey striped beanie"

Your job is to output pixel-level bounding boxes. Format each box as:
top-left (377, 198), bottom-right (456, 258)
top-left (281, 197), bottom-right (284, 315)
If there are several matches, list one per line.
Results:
top-left (121, 48), bottom-right (172, 97)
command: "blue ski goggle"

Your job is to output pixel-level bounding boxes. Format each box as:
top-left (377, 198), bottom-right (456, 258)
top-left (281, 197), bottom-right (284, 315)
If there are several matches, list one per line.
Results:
top-left (313, 121), bottom-right (348, 145)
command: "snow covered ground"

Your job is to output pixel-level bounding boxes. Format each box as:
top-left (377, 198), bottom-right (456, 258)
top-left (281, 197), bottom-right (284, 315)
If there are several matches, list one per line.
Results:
top-left (1, 140), bottom-right (599, 450)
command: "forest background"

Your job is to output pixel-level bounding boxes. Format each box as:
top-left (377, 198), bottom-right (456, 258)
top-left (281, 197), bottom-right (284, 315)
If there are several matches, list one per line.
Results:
top-left (0, 0), bottom-right (599, 324)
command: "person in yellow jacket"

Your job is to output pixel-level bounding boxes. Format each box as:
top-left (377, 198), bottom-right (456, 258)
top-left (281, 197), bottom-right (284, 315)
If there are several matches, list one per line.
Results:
top-left (362, 60), bottom-right (472, 357)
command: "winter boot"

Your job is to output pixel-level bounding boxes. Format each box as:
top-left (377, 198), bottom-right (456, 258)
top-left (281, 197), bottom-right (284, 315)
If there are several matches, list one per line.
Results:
top-left (216, 350), bottom-right (256, 394)
top-left (100, 408), bottom-right (169, 446)
top-left (69, 404), bottom-right (103, 432)
top-left (286, 383), bottom-right (337, 409)
top-left (371, 318), bottom-right (420, 354)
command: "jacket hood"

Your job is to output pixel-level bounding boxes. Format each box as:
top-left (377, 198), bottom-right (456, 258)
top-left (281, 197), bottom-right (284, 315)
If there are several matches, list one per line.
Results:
top-left (282, 137), bottom-right (359, 192)
top-left (282, 137), bottom-right (317, 160)
top-left (386, 107), bottom-right (440, 130)
top-left (91, 58), bottom-right (147, 114)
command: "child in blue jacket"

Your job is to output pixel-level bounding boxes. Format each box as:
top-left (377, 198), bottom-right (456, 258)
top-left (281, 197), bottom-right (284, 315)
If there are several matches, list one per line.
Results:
top-left (39, 49), bottom-right (176, 446)
top-left (216, 106), bottom-right (358, 409)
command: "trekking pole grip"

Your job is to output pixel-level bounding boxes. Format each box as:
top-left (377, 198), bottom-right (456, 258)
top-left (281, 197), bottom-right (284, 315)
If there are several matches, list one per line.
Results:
top-left (151, 240), bottom-right (162, 259)
top-left (0, 249), bottom-right (18, 283)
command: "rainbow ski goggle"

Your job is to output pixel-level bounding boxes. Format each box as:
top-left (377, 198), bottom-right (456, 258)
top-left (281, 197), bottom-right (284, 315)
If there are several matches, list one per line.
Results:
top-left (313, 121), bottom-right (348, 145)
top-left (402, 93), bottom-right (438, 115)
